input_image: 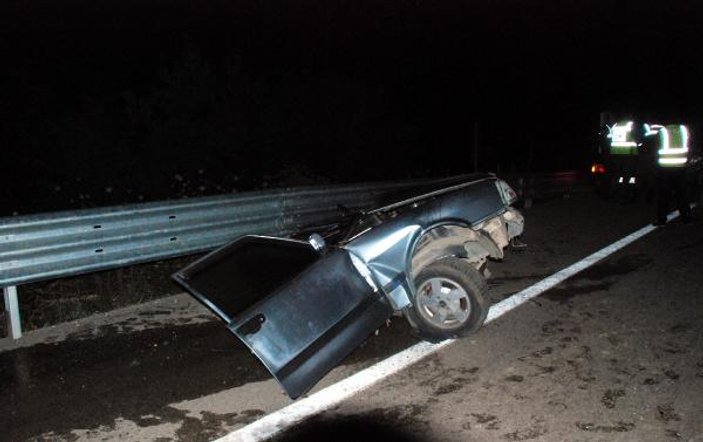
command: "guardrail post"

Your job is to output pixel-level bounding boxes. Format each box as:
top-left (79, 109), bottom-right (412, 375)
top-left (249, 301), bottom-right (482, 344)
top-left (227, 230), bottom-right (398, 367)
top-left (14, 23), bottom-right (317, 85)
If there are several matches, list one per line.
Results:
top-left (3, 285), bottom-right (22, 339)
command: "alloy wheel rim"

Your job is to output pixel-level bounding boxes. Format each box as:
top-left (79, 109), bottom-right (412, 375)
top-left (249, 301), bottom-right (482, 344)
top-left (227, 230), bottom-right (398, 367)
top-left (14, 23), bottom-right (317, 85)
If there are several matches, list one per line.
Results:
top-left (416, 277), bottom-right (471, 329)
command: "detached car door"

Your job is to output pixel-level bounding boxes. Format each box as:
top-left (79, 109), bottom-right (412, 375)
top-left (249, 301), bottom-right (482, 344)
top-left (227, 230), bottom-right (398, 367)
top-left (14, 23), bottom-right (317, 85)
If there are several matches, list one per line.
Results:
top-left (173, 235), bottom-right (393, 399)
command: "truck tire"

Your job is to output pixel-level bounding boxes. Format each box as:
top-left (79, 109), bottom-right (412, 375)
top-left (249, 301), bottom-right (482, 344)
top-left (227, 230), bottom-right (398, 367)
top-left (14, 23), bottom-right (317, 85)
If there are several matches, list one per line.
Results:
top-left (404, 257), bottom-right (488, 343)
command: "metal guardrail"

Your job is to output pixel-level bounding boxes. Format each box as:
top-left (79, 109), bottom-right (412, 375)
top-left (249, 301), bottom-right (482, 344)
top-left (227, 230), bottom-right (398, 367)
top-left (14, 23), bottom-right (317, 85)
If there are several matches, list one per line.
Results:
top-left (0, 183), bottom-right (405, 287)
top-left (0, 172), bottom-right (588, 339)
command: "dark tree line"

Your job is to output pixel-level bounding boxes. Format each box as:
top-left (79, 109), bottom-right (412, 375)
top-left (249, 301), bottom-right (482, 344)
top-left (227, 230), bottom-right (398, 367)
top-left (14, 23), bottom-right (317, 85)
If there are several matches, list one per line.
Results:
top-left (2, 0), bottom-right (701, 215)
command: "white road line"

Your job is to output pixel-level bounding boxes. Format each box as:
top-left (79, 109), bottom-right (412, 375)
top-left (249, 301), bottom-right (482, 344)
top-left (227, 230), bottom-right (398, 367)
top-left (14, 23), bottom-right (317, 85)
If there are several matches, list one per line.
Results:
top-left (216, 210), bottom-right (683, 442)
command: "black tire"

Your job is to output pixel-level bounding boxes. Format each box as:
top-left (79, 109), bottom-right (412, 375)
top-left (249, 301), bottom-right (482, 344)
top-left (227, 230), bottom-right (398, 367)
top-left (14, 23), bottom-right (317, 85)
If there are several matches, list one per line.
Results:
top-left (404, 257), bottom-right (488, 343)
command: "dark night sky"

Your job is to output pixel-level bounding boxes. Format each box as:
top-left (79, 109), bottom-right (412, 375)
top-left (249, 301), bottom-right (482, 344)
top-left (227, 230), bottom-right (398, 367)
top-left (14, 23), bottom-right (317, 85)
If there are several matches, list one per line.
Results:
top-left (1, 0), bottom-right (702, 215)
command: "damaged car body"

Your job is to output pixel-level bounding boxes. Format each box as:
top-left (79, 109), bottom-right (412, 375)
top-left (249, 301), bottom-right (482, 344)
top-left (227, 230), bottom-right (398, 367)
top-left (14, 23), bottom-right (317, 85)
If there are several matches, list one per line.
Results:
top-left (173, 175), bottom-right (524, 398)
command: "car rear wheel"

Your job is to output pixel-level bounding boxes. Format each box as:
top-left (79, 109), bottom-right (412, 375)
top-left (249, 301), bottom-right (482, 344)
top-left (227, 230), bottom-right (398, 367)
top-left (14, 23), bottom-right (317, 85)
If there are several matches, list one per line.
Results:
top-left (404, 257), bottom-right (488, 342)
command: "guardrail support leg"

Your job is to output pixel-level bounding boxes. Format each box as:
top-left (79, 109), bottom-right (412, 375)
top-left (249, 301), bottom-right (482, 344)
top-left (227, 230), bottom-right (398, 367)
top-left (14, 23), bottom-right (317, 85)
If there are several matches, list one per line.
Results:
top-left (3, 286), bottom-right (22, 339)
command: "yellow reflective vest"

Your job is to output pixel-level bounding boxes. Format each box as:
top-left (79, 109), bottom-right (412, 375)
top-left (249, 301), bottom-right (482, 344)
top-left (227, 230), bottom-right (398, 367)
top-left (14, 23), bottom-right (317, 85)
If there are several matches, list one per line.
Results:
top-left (608, 121), bottom-right (638, 155)
top-left (657, 125), bottom-right (689, 167)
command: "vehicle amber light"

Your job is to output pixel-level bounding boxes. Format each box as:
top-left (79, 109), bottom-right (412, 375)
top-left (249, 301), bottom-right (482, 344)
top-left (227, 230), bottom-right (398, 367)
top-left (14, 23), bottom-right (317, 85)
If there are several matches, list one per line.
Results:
top-left (590, 163), bottom-right (606, 174)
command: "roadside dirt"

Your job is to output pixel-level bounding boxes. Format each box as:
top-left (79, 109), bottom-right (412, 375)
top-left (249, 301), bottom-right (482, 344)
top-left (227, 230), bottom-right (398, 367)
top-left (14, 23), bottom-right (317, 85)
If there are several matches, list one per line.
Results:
top-left (1, 255), bottom-right (201, 338)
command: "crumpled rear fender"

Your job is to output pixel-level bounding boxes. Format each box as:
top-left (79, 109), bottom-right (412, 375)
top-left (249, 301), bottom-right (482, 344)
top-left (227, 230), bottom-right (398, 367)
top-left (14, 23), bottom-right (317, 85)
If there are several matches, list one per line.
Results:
top-left (345, 178), bottom-right (512, 310)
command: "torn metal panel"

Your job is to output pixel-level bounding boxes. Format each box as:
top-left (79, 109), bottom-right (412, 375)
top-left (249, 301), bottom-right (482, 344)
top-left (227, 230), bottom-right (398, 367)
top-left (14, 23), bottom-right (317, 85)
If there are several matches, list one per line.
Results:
top-left (344, 224), bottom-right (421, 310)
top-left (503, 207), bottom-right (525, 239)
top-left (411, 225), bottom-right (482, 274)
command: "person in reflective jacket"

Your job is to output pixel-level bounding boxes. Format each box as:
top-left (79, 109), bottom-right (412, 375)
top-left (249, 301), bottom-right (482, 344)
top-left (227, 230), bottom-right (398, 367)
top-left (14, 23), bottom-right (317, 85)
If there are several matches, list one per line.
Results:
top-left (605, 120), bottom-right (641, 198)
top-left (654, 124), bottom-right (692, 225)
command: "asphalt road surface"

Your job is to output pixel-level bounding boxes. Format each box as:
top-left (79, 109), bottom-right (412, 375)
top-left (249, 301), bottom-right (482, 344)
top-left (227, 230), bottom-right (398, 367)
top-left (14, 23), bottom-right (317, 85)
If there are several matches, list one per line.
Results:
top-left (1, 192), bottom-right (702, 441)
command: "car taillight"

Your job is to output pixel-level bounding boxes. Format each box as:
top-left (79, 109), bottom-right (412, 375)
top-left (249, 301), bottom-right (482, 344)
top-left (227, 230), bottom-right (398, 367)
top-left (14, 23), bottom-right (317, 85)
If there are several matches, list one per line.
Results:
top-left (590, 163), bottom-right (606, 174)
top-left (496, 179), bottom-right (518, 204)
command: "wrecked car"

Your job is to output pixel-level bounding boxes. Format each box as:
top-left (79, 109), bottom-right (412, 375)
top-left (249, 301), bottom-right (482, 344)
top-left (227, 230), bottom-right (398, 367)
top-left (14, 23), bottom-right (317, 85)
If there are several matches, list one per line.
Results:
top-left (173, 174), bottom-right (524, 398)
